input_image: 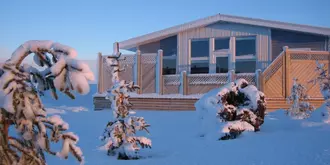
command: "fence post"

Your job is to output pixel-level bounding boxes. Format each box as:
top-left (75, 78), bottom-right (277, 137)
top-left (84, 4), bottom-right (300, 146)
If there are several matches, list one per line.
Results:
top-left (180, 71), bottom-right (188, 95)
top-left (255, 69), bottom-right (263, 91)
top-left (228, 69), bottom-right (235, 83)
top-left (156, 49), bottom-right (163, 95)
top-left (209, 38), bottom-right (216, 73)
top-left (134, 50), bottom-right (142, 94)
top-left (97, 52), bottom-right (103, 93)
top-left (283, 46), bottom-right (290, 98)
top-left (113, 42), bottom-right (119, 54)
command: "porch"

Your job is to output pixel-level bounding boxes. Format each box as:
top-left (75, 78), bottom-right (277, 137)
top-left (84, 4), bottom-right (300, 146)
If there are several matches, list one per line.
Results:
top-left (95, 47), bottom-right (330, 111)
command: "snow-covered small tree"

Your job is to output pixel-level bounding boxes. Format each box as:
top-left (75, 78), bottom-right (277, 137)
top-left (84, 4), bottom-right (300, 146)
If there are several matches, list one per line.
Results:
top-left (309, 61), bottom-right (330, 122)
top-left (286, 78), bottom-right (314, 119)
top-left (216, 79), bottom-right (266, 140)
top-left (100, 52), bottom-right (151, 160)
top-left (309, 61), bottom-right (330, 101)
top-left (0, 40), bottom-right (94, 165)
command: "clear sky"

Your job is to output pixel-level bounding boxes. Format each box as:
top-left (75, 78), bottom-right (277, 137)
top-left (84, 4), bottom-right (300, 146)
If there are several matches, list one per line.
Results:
top-left (0, 0), bottom-right (329, 60)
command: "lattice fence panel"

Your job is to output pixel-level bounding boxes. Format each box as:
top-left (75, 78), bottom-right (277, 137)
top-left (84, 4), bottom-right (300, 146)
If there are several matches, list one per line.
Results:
top-left (290, 53), bottom-right (329, 61)
top-left (236, 73), bottom-right (256, 85)
top-left (164, 75), bottom-right (180, 85)
top-left (101, 55), bottom-right (135, 93)
top-left (163, 75), bottom-right (180, 94)
top-left (120, 55), bottom-right (135, 83)
top-left (264, 53), bottom-right (283, 82)
top-left (188, 74), bottom-right (228, 85)
top-left (141, 54), bottom-right (157, 93)
top-left (102, 57), bottom-right (114, 92)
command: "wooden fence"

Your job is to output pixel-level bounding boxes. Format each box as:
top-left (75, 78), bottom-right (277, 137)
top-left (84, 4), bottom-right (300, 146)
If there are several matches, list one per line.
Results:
top-left (97, 50), bottom-right (260, 95)
top-left (262, 47), bottom-right (330, 99)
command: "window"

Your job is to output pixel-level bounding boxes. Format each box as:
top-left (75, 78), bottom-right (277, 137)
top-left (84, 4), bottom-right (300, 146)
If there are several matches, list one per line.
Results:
top-left (160, 35), bottom-right (177, 74)
top-left (191, 39), bottom-right (209, 58)
top-left (191, 61), bottom-right (209, 74)
top-left (215, 38), bottom-right (230, 50)
top-left (216, 57), bottom-right (228, 73)
top-left (163, 58), bottom-right (176, 75)
top-left (190, 39), bottom-right (209, 74)
top-left (235, 60), bottom-right (256, 73)
top-left (236, 37), bottom-right (256, 56)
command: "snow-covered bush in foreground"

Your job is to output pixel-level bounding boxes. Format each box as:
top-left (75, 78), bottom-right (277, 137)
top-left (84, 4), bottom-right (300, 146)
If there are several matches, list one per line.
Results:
top-left (195, 79), bottom-right (266, 140)
top-left (309, 61), bottom-right (330, 123)
top-left (0, 40), bottom-right (94, 165)
top-left (286, 78), bottom-right (314, 119)
top-left (100, 52), bottom-right (151, 160)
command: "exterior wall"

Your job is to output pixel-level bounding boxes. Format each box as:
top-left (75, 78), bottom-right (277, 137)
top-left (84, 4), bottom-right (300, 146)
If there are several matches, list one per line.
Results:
top-left (271, 29), bottom-right (327, 60)
top-left (178, 22), bottom-right (271, 70)
top-left (139, 41), bottom-right (160, 53)
top-left (139, 35), bottom-right (177, 56)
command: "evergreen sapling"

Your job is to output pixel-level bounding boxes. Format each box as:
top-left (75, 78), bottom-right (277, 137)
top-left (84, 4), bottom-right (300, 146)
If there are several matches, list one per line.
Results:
top-left (0, 40), bottom-right (94, 165)
top-left (100, 52), bottom-right (151, 160)
top-left (286, 78), bottom-right (314, 119)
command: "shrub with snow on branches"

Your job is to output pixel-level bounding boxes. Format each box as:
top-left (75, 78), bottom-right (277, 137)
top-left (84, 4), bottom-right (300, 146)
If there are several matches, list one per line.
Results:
top-left (286, 78), bottom-right (314, 119)
top-left (0, 40), bottom-right (94, 165)
top-left (217, 79), bottom-right (266, 140)
top-left (100, 52), bottom-right (151, 160)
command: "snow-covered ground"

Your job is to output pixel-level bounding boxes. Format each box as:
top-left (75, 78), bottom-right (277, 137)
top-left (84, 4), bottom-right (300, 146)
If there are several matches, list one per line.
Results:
top-left (42, 84), bottom-right (330, 165)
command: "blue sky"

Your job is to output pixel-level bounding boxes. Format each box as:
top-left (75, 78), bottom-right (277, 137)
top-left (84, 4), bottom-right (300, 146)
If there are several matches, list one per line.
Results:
top-left (0, 0), bottom-right (329, 60)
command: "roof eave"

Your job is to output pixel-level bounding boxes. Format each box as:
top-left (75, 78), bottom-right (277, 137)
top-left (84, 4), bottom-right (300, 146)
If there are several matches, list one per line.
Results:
top-left (119, 14), bottom-right (330, 50)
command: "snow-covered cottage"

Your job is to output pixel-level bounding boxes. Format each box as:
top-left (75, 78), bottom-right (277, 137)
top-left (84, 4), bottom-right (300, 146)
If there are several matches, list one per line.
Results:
top-left (95, 14), bottom-right (330, 111)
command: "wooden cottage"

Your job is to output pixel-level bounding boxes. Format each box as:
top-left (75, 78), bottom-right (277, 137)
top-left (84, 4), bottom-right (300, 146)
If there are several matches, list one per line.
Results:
top-left (95, 14), bottom-right (330, 111)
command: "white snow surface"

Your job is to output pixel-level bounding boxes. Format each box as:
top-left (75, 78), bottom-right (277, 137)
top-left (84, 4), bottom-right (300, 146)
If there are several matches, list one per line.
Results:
top-left (8, 84), bottom-right (330, 165)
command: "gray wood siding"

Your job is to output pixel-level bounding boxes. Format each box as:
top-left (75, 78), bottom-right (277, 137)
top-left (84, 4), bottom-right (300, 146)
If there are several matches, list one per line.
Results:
top-left (178, 22), bottom-right (270, 69)
top-left (139, 41), bottom-right (160, 53)
top-left (271, 29), bottom-right (327, 60)
top-left (139, 36), bottom-right (177, 56)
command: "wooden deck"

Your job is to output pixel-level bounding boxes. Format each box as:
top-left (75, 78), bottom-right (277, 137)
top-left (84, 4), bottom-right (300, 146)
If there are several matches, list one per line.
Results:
top-left (93, 96), bottom-right (325, 112)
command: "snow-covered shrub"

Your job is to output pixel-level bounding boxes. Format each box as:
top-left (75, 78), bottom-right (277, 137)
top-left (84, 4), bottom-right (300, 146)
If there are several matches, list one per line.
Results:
top-left (286, 78), bottom-right (314, 119)
top-left (217, 79), bottom-right (266, 140)
top-left (100, 53), bottom-right (151, 160)
top-left (195, 79), bottom-right (266, 140)
top-left (0, 40), bottom-right (94, 165)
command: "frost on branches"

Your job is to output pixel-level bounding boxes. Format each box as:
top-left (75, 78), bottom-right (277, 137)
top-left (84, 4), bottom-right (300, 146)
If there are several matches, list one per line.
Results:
top-left (100, 53), bottom-right (151, 160)
top-left (309, 61), bottom-right (330, 122)
top-left (0, 40), bottom-right (94, 165)
top-left (217, 79), bottom-right (266, 140)
top-left (286, 78), bottom-right (314, 119)
top-left (309, 61), bottom-right (330, 102)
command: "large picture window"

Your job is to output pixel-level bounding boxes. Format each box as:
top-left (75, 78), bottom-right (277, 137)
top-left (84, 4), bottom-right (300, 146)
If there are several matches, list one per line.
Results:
top-left (234, 36), bottom-right (256, 73)
top-left (190, 39), bottom-right (209, 74)
top-left (160, 35), bottom-right (177, 75)
top-left (236, 36), bottom-right (256, 56)
top-left (215, 38), bottom-right (230, 51)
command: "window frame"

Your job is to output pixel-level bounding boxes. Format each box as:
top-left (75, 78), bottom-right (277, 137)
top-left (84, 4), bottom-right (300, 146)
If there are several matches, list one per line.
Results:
top-left (214, 37), bottom-right (230, 51)
top-left (235, 36), bottom-right (257, 58)
top-left (189, 38), bottom-right (210, 74)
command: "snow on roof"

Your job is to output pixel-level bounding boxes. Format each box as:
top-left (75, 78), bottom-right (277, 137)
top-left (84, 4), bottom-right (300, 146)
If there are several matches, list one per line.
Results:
top-left (119, 14), bottom-right (330, 50)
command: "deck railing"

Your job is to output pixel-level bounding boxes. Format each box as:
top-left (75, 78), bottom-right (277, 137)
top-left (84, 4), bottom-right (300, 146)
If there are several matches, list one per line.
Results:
top-left (97, 49), bottom-right (270, 95)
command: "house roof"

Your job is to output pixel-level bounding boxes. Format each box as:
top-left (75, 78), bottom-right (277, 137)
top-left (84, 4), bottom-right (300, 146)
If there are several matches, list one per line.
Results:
top-left (119, 13), bottom-right (330, 50)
